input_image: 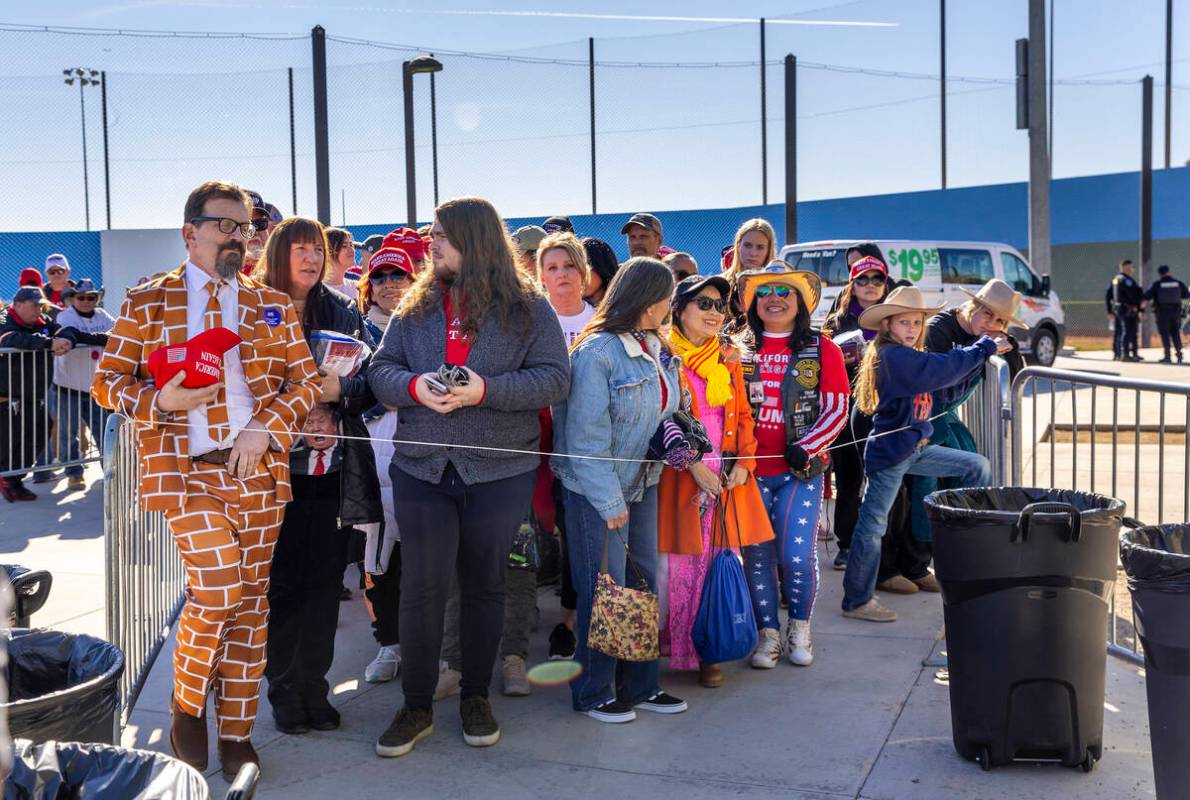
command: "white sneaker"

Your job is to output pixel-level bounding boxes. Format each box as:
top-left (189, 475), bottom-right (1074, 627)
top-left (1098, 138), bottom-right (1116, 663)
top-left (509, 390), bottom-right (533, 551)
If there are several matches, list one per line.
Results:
top-left (750, 628), bottom-right (781, 669)
top-left (501, 655), bottom-right (531, 697)
top-left (786, 619), bottom-right (813, 666)
top-left (365, 645), bottom-right (401, 683)
top-left (433, 661), bottom-right (462, 701)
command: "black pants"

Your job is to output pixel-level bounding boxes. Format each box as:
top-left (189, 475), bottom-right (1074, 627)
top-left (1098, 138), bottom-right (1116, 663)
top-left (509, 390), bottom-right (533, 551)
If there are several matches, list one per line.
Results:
top-left (366, 542), bottom-right (401, 647)
top-left (265, 473), bottom-right (351, 709)
top-left (1157, 308), bottom-right (1183, 358)
top-left (393, 462), bottom-right (535, 710)
top-left (876, 481), bottom-right (932, 582)
top-left (1117, 310), bottom-right (1139, 358)
top-left (0, 398), bottom-right (48, 479)
top-left (831, 408), bottom-right (870, 551)
top-left (553, 479), bottom-right (577, 611)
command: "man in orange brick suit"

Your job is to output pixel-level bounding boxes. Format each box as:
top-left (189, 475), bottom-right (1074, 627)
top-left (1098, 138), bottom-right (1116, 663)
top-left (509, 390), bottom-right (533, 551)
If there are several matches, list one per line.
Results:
top-left (93, 180), bottom-right (321, 781)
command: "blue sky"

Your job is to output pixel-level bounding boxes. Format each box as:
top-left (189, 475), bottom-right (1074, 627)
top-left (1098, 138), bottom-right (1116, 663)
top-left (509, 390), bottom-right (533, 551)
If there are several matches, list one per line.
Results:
top-left (0, 1), bottom-right (1185, 231)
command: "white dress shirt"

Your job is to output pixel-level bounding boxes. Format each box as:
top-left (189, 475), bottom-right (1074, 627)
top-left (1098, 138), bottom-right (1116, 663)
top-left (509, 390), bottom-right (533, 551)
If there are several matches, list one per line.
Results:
top-left (184, 260), bottom-right (255, 456)
top-left (306, 443), bottom-right (337, 474)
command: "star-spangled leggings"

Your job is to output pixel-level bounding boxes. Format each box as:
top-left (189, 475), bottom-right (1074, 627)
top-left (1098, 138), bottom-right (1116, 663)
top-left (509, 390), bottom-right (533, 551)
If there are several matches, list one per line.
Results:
top-left (742, 472), bottom-right (824, 628)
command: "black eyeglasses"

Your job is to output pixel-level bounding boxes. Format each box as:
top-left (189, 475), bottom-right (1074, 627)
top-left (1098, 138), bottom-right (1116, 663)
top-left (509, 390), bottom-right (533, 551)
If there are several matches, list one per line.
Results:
top-left (189, 216), bottom-right (256, 238)
top-left (371, 271), bottom-right (412, 285)
top-left (854, 273), bottom-right (886, 287)
top-left (691, 296), bottom-right (728, 313)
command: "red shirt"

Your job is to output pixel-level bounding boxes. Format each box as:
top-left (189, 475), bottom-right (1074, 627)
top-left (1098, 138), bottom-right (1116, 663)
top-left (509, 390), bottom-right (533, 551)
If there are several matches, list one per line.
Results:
top-left (408, 287), bottom-right (483, 404)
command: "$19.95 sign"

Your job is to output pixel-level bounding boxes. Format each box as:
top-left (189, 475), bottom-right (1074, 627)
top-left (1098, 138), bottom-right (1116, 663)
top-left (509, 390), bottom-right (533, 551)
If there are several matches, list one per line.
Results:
top-left (884, 247), bottom-right (940, 283)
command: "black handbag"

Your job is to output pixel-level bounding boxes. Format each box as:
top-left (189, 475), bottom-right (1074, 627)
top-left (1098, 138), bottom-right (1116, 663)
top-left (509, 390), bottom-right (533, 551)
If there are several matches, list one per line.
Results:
top-left (672, 408), bottom-right (713, 458)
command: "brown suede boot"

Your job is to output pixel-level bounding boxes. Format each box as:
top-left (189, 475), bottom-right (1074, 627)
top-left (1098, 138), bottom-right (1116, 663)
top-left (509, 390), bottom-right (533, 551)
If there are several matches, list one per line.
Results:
top-left (219, 739), bottom-right (261, 782)
top-left (169, 695), bottom-right (209, 771)
top-left (698, 663), bottom-right (725, 688)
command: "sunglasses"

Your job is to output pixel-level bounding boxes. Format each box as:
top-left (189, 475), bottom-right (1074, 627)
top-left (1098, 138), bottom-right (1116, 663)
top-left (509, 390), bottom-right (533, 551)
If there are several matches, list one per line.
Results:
top-left (691, 296), bottom-right (728, 313)
top-left (46, 267), bottom-right (67, 276)
top-left (853, 273), bottom-right (886, 287)
top-left (371, 270), bottom-right (412, 285)
top-left (755, 284), bottom-right (793, 299)
top-left (74, 293), bottom-right (99, 301)
top-left (189, 216), bottom-right (257, 238)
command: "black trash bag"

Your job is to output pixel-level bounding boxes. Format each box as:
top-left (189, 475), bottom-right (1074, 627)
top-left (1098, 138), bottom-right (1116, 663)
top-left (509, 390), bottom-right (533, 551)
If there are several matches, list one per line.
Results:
top-left (3, 630), bottom-right (124, 745)
top-left (6, 739), bottom-right (209, 799)
top-left (925, 487), bottom-right (1124, 526)
top-left (1120, 526), bottom-right (1190, 592)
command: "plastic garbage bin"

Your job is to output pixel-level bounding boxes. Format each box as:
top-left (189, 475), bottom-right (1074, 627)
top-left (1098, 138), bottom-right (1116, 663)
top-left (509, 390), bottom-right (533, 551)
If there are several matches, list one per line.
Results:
top-left (925, 487), bottom-right (1124, 772)
top-left (1119, 524), bottom-right (1190, 800)
top-left (2, 629), bottom-right (124, 745)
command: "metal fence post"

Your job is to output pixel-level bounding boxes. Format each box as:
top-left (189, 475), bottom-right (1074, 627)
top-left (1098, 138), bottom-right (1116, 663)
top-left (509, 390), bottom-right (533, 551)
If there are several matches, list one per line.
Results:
top-left (784, 54), bottom-right (797, 245)
top-left (100, 71), bottom-right (111, 230)
top-left (311, 25), bottom-right (331, 225)
top-left (589, 37), bottom-right (597, 215)
top-left (1141, 74), bottom-right (1154, 349)
top-left (288, 66), bottom-right (298, 215)
top-left (760, 19), bottom-right (767, 205)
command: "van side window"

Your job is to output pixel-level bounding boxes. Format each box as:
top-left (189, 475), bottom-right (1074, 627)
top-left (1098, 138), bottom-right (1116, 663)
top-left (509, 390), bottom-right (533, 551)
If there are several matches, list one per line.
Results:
top-left (789, 249), bottom-right (849, 285)
top-left (938, 248), bottom-right (994, 285)
top-left (1001, 252), bottom-right (1042, 297)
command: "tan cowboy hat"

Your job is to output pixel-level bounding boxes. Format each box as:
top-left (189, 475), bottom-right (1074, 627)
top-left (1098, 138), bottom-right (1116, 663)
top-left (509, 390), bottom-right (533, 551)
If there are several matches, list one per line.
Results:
top-left (960, 278), bottom-right (1028, 329)
top-left (737, 260), bottom-right (822, 315)
top-left (858, 285), bottom-right (945, 330)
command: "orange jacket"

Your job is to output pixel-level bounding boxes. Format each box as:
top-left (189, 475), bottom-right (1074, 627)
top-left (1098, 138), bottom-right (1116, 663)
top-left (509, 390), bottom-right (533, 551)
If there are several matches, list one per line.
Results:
top-left (658, 344), bottom-right (776, 555)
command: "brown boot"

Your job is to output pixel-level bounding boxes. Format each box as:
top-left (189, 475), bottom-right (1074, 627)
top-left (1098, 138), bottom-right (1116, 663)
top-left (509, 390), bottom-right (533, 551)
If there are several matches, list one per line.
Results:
top-left (219, 739), bottom-right (261, 783)
top-left (698, 663), bottom-right (725, 689)
top-left (876, 575), bottom-right (919, 595)
top-left (913, 573), bottom-right (941, 593)
top-left (169, 695), bottom-right (209, 771)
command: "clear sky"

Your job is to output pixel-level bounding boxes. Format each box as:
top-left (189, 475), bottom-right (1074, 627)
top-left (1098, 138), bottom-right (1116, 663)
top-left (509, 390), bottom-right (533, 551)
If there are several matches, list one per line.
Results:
top-left (0, 0), bottom-right (1185, 230)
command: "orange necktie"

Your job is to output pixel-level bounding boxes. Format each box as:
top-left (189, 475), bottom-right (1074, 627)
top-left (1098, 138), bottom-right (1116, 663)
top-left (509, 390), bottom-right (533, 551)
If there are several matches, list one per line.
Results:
top-left (204, 281), bottom-right (230, 445)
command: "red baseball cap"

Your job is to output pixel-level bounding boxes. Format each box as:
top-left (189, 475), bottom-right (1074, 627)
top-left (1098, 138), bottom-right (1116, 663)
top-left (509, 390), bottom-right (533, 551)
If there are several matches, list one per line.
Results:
top-left (19, 268), bottom-right (43, 288)
top-left (368, 246), bottom-right (416, 276)
top-left (849, 255), bottom-right (888, 281)
top-left (147, 327), bottom-right (242, 389)
top-left (382, 227), bottom-right (427, 263)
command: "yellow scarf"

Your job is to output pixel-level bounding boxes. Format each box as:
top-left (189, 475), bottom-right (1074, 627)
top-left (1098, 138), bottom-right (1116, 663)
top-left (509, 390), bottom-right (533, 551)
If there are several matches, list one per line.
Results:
top-left (669, 328), bottom-right (732, 407)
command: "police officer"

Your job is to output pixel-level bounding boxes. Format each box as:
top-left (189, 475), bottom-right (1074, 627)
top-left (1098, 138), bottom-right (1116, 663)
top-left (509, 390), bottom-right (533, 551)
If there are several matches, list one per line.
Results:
top-left (1109, 259), bottom-right (1144, 361)
top-left (1145, 265), bottom-right (1190, 363)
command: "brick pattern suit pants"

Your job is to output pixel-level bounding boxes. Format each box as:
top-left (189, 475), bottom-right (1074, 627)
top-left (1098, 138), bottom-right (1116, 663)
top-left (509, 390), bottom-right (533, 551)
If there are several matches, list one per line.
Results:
top-left (163, 461), bottom-right (285, 741)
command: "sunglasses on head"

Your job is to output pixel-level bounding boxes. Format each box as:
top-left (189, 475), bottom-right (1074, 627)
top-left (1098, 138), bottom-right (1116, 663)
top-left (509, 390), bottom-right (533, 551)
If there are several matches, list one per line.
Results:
top-left (371, 270), bottom-right (411, 285)
top-left (755, 284), bottom-right (793, 299)
top-left (853, 273), bottom-right (886, 287)
top-left (691, 296), bottom-right (728, 313)
top-left (46, 267), bottom-right (67, 276)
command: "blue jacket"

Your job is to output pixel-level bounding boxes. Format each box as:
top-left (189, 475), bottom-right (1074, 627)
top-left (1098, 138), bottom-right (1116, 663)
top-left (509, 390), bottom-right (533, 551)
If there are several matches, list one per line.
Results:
top-left (552, 331), bottom-right (680, 521)
top-left (863, 337), bottom-right (997, 475)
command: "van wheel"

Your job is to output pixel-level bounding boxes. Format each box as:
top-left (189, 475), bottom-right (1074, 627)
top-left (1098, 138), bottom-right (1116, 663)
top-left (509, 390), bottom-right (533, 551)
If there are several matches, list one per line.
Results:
top-left (1029, 328), bottom-right (1058, 366)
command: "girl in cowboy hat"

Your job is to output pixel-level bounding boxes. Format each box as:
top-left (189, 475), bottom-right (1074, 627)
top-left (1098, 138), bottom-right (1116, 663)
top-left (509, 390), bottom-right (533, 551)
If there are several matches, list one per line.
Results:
top-left (733, 260), bottom-right (850, 667)
top-left (841, 286), bottom-right (1012, 624)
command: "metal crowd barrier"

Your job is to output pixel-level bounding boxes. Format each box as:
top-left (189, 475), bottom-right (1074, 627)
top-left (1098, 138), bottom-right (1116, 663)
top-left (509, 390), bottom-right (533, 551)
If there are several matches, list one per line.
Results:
top-left (1, 346), bottom-right (105, 479)
top-left (1008, 366), bottom-right (1190, 667)
top-left (955, 356), bottom-right (1011, 485)
top-left (102, 413), bottom-right (186, 728)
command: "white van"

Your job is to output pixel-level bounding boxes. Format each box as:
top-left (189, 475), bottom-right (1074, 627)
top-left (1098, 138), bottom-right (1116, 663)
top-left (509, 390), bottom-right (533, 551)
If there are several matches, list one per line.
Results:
top-left (778, 239), bottom-right (1065, 366)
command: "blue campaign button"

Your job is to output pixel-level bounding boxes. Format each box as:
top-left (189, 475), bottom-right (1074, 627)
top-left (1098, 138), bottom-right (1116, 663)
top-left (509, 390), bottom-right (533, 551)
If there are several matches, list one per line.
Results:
top-left (263, 307), bottom-right (282, 327)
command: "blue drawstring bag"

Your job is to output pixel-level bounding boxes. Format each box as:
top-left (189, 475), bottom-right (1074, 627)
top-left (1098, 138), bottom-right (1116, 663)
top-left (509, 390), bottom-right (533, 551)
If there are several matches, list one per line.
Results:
top-left (691, 492), bottom-right (758, 664)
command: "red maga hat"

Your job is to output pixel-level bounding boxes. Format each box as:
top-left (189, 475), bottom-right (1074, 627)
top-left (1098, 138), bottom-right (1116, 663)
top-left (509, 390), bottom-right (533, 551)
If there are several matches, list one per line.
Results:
top-left (19, 268), bottom-right (43, 288)
top-left (368, 246), bottom-right (416, 275)
top-left (382, 227), bottom-right (427, 263)
top-left (147, 327), bottom-right (242, 389)
top-left (849, 255), bottom-right (888, 281)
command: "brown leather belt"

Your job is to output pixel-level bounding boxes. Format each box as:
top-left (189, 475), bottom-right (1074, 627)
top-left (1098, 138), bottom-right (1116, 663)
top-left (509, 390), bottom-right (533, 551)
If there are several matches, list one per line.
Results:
top-left (192, 449), bottom-right (233, 465)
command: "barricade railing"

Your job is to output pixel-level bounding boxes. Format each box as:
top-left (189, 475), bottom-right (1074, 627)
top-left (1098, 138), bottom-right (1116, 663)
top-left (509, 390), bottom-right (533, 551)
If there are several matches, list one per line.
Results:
top-left (102, 413), bottom-right (186, 728)
top-left (1, 346), bottom-right (105, 479)
top-left (1008, 366), bottom-right (1190, 667)
top-left (955, 356), bottom-right (1011, 486)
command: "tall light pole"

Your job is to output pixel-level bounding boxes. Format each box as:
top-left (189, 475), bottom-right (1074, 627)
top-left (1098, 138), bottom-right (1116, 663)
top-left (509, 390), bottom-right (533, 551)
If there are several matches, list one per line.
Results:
top-left (403, 56), bottom-right (443, 228)
top-left (63, 67), bottom-right (101, 231)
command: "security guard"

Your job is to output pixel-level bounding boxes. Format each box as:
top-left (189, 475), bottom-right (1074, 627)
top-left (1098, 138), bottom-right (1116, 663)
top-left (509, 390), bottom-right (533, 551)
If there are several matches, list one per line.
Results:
top-left (1145, 265), bottom-right (1190, 363)
top-left (1110, 259), bottom-right (1144, 361)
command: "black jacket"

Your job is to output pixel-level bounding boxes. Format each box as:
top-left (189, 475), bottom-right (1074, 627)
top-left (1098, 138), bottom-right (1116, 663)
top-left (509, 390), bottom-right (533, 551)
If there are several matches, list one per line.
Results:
top-left (1110, 272), bottom-right (1144, 312)
top-left (297, 283), bottom-right (383, 528)
top-left (0, 310), bottom-right (105, 399)
top-left (924, 308), bottom-right (1025, 376)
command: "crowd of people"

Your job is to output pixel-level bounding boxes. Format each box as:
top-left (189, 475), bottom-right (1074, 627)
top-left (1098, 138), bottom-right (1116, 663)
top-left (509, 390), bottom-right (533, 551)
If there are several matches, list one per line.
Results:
top-left (1, 180), bottom-right (1027, 781)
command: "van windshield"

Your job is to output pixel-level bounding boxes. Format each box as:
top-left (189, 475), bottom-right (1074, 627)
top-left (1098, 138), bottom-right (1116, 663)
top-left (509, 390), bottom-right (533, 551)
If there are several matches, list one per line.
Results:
top-left (787, 248), bottom-right (851, 286)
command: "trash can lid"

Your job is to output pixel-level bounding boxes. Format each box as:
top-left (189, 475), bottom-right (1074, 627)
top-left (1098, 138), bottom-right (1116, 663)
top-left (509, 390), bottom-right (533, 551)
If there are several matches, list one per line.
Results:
top-left (924, 487), bottom-right (1125, 524)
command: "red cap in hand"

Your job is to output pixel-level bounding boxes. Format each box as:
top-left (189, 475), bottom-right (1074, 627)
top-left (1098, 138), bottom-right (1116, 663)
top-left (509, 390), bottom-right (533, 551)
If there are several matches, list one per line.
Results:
top-left (147, 327), bottom-right (242, 389)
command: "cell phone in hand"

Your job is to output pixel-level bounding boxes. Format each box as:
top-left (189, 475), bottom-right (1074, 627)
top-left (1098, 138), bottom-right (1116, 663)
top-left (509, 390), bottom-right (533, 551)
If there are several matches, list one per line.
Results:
top-left (424, 375), bottom-right (450, 395)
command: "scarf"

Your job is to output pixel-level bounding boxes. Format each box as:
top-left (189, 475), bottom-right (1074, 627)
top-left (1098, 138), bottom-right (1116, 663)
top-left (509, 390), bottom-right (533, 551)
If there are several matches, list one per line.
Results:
top-left (668, 327), bottom-right (732, 407)
top-left (366, 304), bottom-right (392, 330)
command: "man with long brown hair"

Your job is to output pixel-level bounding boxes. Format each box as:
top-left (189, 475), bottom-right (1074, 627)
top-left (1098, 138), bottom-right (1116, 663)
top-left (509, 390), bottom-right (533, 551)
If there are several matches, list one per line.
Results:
top-left (368, 196), bottom-right (569, 758)
top-left (92, 181), bottom-right (321, 780)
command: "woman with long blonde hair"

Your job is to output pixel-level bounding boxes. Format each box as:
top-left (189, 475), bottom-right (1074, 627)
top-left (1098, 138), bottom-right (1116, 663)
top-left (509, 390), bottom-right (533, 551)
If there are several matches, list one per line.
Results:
top-left (724, 218), bottom-right (777, 319)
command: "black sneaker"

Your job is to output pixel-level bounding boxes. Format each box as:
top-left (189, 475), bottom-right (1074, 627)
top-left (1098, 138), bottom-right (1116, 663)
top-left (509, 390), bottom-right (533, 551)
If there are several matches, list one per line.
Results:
top-left (305, 694), bottom-right (341, 731)
top-left (634, 691), bottom-right (688, 715)
top-left (833, 548), bottom-right (849, 571)
top-left (375, 707), bottom-right (433, 758)
top-left (586, 699), bottom-right (636, 724)
top-left (460, 696), bottom-right (500, 747)
top-left (548, 623), bottom-right (576, 660)
top-left (272, 703), bottom-right (309, 735)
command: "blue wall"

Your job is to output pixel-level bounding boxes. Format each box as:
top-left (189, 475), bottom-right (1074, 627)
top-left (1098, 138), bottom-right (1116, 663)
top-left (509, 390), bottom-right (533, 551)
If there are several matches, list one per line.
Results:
top-left (4, 167), bottom-right (1189, 298)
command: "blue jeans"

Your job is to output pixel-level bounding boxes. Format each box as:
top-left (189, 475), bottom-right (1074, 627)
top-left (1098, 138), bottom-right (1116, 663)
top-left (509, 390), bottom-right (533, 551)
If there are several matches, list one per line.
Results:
top-left (42, 387), bottom-right (108, 476)
top-left (743, 473), bottom-right (824, 628)
top-left (564, 485), bottom-right (661, 712)
top-left (842, 445), bottom-right (991, 611)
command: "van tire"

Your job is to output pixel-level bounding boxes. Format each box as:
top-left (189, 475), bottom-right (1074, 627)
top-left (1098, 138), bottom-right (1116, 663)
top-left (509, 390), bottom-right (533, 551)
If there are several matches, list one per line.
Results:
top-left (1028, 327), bottom-right (1058, 367)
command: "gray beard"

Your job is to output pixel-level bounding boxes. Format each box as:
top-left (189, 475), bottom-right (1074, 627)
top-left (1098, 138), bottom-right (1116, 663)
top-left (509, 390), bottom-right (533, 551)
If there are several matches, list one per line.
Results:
top-left (215, 253), bottom-right (242, 280)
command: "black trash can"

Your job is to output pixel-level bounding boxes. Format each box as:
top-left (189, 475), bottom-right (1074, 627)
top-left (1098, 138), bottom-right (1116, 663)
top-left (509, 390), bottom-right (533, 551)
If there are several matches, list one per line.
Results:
top-left (1119, 524), bottom-right (1190, 800)
top-left (2, 629), bottom-right (124, 745)
top-left (6, 739), bottom-right (209, 798)
top-left (925, 488), bottom-right (1124, 772)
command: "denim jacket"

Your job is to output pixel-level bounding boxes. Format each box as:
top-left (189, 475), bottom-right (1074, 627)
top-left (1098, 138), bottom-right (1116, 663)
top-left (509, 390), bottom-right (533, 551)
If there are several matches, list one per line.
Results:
top-left (552, 331), bottom-right (680, 521)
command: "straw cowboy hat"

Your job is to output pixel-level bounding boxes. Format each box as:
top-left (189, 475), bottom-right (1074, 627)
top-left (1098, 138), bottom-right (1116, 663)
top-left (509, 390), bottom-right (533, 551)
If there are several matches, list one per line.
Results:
top-left (737, 260), bottom-right (822, 315)
top-left (858, 285), bottom-right (945, 330)
top-left (960, 278), bottom-right (1028, 329)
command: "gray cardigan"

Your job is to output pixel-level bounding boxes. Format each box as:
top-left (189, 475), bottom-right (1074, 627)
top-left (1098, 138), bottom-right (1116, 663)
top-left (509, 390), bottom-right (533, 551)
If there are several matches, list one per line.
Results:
top-left (368, 285), bottom-right (570, 485)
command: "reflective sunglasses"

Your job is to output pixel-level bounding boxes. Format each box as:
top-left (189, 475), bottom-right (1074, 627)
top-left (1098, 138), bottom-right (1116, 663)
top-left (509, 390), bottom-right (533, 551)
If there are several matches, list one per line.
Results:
top-left (853, 273), bottom-right (886, 287)
top-left (189, 216), bottom-right (257, 238)
top-left (371, 270), bottom-right (412, 285)
top-left (755, 284), bottom-right (793, 299)
top-left (691, 296), bottom-right (728, 313)
top-left (46, 267), bottom-right (67, 276)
